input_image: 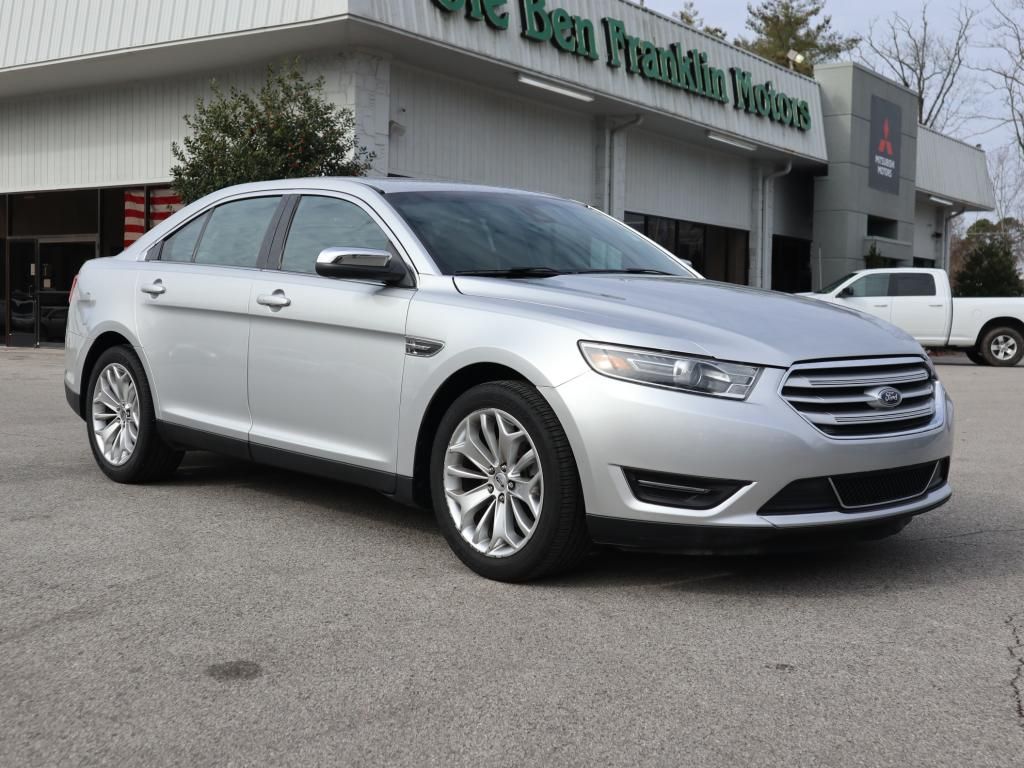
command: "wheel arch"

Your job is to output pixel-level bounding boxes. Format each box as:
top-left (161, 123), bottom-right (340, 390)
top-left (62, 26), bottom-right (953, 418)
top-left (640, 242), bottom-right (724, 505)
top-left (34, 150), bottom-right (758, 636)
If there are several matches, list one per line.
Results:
top-left (976, 316), bottom-right (1024, 348)
top-left (408, 362), bottom-right (534, 509)
top-left (78, 326), bottom-right (146, 417)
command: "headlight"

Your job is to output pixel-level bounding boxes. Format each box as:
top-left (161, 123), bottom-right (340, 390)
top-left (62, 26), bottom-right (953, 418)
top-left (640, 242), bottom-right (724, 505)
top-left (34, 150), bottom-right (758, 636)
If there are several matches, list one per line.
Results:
top-left (579, 342), bottom-right (761, 400)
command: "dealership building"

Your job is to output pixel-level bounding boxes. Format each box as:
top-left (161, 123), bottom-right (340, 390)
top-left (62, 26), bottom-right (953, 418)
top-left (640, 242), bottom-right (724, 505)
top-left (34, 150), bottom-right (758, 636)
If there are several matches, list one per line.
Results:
top-left (0, 0), bottom-right (996, 346)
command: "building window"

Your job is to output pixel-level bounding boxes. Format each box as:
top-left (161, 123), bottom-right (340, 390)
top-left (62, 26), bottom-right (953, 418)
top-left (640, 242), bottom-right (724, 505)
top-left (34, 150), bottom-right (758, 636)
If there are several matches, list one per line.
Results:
top-left (625, 212), bottom-right (748, 284)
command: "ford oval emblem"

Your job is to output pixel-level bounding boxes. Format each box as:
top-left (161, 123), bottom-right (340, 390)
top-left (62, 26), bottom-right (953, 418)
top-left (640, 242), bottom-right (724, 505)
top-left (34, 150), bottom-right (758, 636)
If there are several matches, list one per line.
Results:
top-left (875, 387), bottom-right (903, 408)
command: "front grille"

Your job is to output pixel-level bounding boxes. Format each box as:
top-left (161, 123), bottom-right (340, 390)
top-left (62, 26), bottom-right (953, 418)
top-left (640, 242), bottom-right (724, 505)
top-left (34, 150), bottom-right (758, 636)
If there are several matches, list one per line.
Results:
top-left (760, 458), bottom-right (949, 515)
top-left (781, 357), bottom-right (938, 438)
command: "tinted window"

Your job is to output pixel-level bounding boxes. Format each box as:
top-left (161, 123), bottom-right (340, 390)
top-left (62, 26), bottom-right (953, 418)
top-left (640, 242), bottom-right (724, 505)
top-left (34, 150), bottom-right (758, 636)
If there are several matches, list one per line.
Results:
top-left (890, 273), bottom-right (936, 297)
top-left (845, 274), bottom-right (890, 297)
top-left (281, 196), bottom-right (390, 274)
top-left (389, 192), bottom-right (692, 277)
top-left (160, 214), bottom-right (206, 262)
top-left (193, 197), bottom-right (281, 268)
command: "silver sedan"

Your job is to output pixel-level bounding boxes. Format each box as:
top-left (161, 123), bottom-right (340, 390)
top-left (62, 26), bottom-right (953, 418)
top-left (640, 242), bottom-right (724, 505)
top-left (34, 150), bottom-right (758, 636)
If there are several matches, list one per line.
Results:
top-left (64, 179), bottom-right (953, 581)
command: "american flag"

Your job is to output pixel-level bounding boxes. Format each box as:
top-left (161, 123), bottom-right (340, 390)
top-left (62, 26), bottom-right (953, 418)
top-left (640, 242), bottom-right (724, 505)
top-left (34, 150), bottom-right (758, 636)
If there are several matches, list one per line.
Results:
top-left (123, 187), bottom-right (183, 248)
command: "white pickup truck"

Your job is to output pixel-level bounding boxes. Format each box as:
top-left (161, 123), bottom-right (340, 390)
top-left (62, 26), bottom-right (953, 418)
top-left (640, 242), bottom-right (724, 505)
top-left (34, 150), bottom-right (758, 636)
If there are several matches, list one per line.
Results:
top-left (802, 268), bottom-right (1024, 366)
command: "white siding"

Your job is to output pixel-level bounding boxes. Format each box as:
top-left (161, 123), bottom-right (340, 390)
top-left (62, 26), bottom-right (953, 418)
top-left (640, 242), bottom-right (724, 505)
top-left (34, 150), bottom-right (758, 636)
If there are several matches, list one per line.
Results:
top-left (0, 0), bottom-right (346, 70)
top-left (389, 64), bottom-right (598, 204)
top-left (916, 126), bottom-right (995, 210)
top-left (0, 56), bottom-right (346, 193)
top-left (624, 130), bottom-right (753, 230)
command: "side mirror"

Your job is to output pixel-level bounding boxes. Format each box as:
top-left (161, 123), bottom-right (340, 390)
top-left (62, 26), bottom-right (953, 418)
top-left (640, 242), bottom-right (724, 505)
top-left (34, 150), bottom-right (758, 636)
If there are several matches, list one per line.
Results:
top-left (838, 287), bottom-right (853, 299)
top-left (315, 247), bottom-right (408, 285)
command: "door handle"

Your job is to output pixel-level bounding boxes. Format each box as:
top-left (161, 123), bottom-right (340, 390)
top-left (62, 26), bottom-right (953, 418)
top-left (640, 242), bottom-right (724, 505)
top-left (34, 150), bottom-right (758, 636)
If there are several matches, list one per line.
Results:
top-left (140, 280), bottom-right (166, 297)
top-left (873, 304), bottom-right (889, 308)
top-left (928, 303), bottom-right (943, 308)
top-left (257, 290), bottom-right (291, 309)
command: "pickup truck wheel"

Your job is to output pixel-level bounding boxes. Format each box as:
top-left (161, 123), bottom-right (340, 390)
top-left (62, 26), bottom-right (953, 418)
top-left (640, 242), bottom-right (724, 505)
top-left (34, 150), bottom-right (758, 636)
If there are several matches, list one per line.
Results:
top-left (980, 327), bottom-right (1023, 367)
top-left (86, 346), bottom-right (184, 483)
top-left (430, 380), bottom-right (589, 582)
top-left (966, 349), bottom-right (989, 366)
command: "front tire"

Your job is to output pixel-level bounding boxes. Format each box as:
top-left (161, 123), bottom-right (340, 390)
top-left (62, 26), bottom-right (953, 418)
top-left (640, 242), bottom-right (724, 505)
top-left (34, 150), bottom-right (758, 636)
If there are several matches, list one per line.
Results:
top-left (980, 327), bottom-right (1023, 367)
top-left (85, 346), bottom-right (183, 483)
top-left (430, 381), bottom-right (589, 582)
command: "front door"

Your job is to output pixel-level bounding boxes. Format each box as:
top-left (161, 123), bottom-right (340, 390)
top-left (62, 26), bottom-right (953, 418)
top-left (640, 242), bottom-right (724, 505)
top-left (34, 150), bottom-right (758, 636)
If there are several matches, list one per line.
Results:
top-left (247, 194), bottom-right (413, 482)
top-left (835, 272), bottom-right (893, 324)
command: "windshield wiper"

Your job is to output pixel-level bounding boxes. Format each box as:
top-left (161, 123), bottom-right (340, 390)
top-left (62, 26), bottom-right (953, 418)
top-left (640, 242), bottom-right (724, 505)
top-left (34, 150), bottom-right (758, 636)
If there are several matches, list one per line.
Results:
top-left (454, 267), bottom-right (563, 279)
top-left (571, 268), bottom-right (675, 276)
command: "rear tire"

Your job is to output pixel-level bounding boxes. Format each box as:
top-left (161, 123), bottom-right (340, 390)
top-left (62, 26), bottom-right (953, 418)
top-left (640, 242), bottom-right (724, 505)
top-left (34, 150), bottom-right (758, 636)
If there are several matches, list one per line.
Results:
top-left (430, 380), bottom-right (589, 582)
top-left (979, 327), bottom-right (1023, 367)
top-left (85, 346), bottom-right (183, 483)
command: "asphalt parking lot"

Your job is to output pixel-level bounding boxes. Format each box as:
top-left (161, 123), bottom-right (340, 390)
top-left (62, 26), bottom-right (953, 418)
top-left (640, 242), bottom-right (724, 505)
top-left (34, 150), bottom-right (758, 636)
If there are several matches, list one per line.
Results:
top-left (1, 348), bottom-right (1022, 767)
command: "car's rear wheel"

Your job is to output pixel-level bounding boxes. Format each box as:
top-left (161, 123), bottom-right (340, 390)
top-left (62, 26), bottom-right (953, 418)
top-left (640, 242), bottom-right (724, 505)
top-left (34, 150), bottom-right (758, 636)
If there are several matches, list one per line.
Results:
top-left (430, 380), bottom-right (589, 581)
top-left (980, 327), bottom-right (1023, 367)
top-left (966, 349), bottom-right (989, 366)
top-left (86, 346), bottom-right (183, 483)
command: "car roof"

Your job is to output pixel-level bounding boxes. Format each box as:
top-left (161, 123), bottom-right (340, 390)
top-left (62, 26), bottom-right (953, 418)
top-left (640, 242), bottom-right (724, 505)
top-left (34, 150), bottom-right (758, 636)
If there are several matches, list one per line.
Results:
top-left (213, 177), bottom-right (561, 198)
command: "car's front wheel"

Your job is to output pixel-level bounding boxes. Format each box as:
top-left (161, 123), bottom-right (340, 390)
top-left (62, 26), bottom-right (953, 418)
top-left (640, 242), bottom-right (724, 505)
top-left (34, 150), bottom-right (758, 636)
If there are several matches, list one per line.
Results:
top-left (85, 346), bottom-right (183, 483)
top-left (430, 380), bottom-right (589, 581)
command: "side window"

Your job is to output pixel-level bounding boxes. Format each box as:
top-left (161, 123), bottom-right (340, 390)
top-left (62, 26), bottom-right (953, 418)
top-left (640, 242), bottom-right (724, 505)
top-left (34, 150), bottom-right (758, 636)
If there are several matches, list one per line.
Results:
top-left (281, 196), bottom-right (391, 275)
top-left (193, 197), bottom-right (282, 268)
top-left (890, 273), bottom-right (936, 297)
top-left (845, 274), bottom-right (890, 297)
top-left (159, 214), bottom-right (207, 263)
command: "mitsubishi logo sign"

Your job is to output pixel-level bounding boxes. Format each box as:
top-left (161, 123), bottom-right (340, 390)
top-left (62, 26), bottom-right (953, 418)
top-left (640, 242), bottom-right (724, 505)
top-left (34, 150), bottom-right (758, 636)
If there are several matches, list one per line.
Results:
top-left (869, 96), bottom-right (902, 194)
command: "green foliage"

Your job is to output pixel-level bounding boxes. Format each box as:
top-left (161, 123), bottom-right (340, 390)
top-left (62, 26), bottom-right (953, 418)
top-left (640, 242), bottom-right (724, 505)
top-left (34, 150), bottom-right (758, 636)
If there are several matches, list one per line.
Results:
top-left (864, 242), bottom-right (885, 269)
top-left (171, 61), bottom-right (374, 204)
top-left (953, 225), bottom-right (1024, 297)
top-left (675, 1), bottom-right (728, 40)
top-left (736, 0), bottom-right (860, 75)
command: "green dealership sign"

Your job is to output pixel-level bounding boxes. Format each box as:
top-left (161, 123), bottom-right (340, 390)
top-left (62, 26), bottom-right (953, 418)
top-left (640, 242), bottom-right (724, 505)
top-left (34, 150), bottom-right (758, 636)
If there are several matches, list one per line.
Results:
top-left (431, 0), bottom-right (812, 132)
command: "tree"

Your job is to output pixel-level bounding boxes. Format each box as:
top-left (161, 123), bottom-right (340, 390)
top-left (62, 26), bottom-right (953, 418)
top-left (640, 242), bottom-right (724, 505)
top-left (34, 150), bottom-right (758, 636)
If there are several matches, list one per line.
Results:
top-left (735, 0), bottom-right (860, 75)
top-left (985, 2), bottom-right (1024, 166)
top-left (858, 3), bottom-right (978, 134)
top-left (171, 61), bottom-right (373, 204)
top-left (953, 220), bottom-right (1024, 297)
top-left (675, 1), bottom-right (727, 40)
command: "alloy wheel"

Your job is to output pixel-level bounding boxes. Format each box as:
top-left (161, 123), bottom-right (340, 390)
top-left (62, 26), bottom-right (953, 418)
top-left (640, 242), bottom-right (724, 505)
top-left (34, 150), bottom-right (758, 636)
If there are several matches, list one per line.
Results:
top-left (443, 408), bottom-right (544, 558)
top-left (990, 334), bottom-right (1018, 362)
top-left (91, 362), bottom-right (140, 467)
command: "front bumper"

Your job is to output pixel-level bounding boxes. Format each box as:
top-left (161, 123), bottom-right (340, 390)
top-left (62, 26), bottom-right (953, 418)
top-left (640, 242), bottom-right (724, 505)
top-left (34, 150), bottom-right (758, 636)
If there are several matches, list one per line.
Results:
top-left (544, 367), bottom-right (954, 540)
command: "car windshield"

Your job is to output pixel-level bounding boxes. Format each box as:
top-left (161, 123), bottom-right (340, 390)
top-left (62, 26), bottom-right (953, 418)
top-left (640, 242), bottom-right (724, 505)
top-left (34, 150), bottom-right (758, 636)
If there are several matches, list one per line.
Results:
top-left (816, 272), bottom-right (858, 293)
top-left (387, 191), bottom-right (694, 277)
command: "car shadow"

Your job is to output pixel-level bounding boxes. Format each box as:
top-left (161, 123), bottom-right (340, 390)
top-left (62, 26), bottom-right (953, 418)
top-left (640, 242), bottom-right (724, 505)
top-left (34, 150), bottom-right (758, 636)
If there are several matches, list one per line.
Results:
top-left (161, 452), bottom-right (1014, 595)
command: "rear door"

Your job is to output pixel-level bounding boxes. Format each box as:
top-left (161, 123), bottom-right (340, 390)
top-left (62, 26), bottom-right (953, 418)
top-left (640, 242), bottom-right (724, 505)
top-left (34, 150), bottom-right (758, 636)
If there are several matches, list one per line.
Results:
top-left (246, 193), bottom-right (414, 486)
top-left (135, 194), bottom-right (285, 441)
top-left (834, 272), bottom-right (893, 324)
top-left (889, 272), bottom-right (946, 345)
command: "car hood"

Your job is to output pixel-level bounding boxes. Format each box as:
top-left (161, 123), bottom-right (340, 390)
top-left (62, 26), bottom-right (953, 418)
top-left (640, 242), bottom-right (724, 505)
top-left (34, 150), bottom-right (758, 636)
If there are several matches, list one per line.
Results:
top-left (453, 274), bottom-right (921, 368)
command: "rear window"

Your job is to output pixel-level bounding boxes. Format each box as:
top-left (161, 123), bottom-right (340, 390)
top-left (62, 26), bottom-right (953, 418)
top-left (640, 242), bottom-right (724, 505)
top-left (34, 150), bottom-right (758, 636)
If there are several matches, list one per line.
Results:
top-left (890, 273), bottom-right (936, 297)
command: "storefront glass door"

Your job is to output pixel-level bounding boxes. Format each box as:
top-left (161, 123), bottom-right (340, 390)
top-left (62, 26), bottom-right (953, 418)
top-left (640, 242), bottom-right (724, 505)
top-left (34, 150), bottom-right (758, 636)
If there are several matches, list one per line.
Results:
top-left (4, 237), bottom-right (96, 346)
top-left (8, 239), bottom-right (37, 347)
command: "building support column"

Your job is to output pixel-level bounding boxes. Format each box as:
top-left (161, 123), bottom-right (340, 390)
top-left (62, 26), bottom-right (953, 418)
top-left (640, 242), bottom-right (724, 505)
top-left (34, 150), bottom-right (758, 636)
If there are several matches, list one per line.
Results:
top-left (596, 116), bottom-right (643, 219)
top-left (749, 161), bottom-right (792, 289)
top-left (336, 50), bottom-right (392, 178)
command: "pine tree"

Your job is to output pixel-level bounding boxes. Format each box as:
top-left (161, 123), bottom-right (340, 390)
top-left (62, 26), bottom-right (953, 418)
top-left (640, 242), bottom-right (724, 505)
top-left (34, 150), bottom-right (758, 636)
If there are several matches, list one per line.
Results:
top-left (171, 61), bottom-right (374, 204)
top-left (736, 0), bottom-right (859, 75)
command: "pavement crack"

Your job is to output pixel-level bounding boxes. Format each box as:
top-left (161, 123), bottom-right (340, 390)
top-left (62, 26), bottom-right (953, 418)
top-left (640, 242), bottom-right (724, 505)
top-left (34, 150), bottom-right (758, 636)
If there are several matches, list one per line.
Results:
top-left (1008, 614), bottom-right (1024, 730)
